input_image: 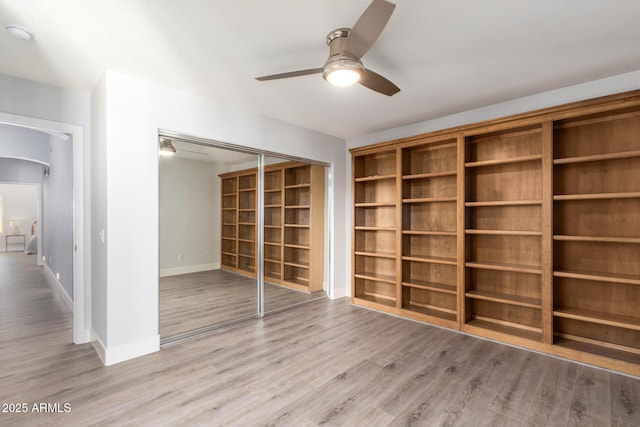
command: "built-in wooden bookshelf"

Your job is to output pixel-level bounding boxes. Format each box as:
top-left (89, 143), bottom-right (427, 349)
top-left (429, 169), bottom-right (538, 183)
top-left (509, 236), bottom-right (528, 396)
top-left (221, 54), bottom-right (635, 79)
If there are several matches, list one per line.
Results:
top-left (552, 107), bottom-right (640, 366)
top-left (220, 169), bottom-right (257, 277)
top-left (264, 167), bottom-right (284, 282)
top-left (280, 162), bottom-right (325, 292)
top-left (401, 139), bottom-right (458, 328)
top-left (463, 124), bottom-right (544, 343)
top-left (350, 89), bottom-right (640, 377)
top-left (221, 162), bottom-right (325, 292)
top-left (353, 149), bottom-right (398, 310)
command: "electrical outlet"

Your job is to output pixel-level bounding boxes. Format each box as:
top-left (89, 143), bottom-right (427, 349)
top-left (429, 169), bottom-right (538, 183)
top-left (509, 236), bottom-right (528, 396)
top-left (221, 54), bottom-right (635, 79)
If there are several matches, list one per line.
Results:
top-left (178, 254), bottom-right (184, 262)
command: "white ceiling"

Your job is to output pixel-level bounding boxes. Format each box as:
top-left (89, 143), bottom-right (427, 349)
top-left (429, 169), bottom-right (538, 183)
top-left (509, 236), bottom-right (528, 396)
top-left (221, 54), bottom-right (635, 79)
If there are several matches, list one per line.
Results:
top-left (1, 1), bottom-right (639, 139)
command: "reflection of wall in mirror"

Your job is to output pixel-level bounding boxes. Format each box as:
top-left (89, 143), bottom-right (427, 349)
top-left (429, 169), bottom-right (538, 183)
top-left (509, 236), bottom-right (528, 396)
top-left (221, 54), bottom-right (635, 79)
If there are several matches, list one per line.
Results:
top-left (159, 156), bottom-right (231, 276)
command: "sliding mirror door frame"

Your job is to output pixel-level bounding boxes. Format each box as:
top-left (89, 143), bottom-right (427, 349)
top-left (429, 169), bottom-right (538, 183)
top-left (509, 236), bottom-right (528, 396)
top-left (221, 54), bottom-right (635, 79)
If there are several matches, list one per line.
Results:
top-left (158, 130), bottom-right (332, 343)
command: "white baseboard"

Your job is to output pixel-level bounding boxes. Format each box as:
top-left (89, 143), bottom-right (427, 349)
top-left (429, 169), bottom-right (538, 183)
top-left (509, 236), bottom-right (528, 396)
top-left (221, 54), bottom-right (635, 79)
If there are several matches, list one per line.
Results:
top-left (331, 286), bottom-right (347, 299)
top-left (91, 329), bottom-right (159, 366)
top-left (160, 262), bottom-right (220, 277)
top-left (91, 329), bottom-right (107, 365)
top-left (44, 264), bottom-right (73, 312)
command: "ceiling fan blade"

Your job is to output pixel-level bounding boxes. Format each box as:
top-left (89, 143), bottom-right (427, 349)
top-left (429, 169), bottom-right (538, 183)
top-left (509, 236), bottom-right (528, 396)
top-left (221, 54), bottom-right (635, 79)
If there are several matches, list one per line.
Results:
top-left (359, 69), bottom-right (400, 96)
top-left (255, 68), bottom-right (323, 81)
top-left (345, 0), bottom-right (396, 59)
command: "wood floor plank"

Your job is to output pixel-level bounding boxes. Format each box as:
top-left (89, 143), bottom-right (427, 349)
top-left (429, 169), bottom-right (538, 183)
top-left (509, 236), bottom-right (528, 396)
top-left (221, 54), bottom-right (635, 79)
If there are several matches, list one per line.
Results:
top-left (489, 352), bottom-right (549, 421)
top-left (567, 366), bottom-right (611, 426)
top-left (521, 358), bottom-right (577, 426)
top-left (610, 373), bottom-right (640, 425)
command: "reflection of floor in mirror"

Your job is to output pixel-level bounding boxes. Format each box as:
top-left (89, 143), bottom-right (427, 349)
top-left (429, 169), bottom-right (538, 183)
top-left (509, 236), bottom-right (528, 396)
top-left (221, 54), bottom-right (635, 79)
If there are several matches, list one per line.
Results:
top-left (159, 269), bottom-right (326, 339)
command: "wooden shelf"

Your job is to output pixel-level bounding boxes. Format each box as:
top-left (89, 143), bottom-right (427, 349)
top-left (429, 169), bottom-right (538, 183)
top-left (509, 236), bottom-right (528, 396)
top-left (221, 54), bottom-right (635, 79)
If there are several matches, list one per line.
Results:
top-left (465, 200), bottom-right (542, 207)
top-left (465, 154), bottom-right (542, 168)
top-left (554, 307), bottom-right (640, 332)
top-left (354, 272), bottom-right (396, 284)
top-left (553, 192), bottom-right (640, 201)
top-left (402, 230), bottom-right (457, 236)
top-left (264, 258), bottom-right (281, 264)
top-left (284, 205), bottom-right (311, 209)
top-left (553, 270), bottom-right (640, 286)
top-left (284, 243), bottom-right (310, 250)
top-left (264, 188), bottom-right (281, 193)
top-left (466, 290), bottom-right (541, 309)
top-left (466, 261), bottom-right (542, 275)
top-left (466, 318), bottom-right (542, 342)
top-left (355, 251), bottom-right (396, 259)
top-left (286, 277), bottom-right (310, 286)
top-left (466, 229), bottom-right (542, 236)
top-left (402, 197), bottom-right (457, 203)
top-left (264, 241), bottom-right (280, 246)
top-left (354, 202), bottom-right (396, 207)
top-left (355, 226), bottom-right (396, 232)
top-left (402, 255), bottom-right (457, 266)
top-left (402, 280), bottom-right (456, 295)
top-left (220, 171), bottom-right (257, 278)
top-left (354, 294), bottom-right (396, 309)
top-left (554, 334), bottom-right (640, 364)
top-left (264, 225), bottom-right (281, 229)
top-left (284, 261), bottom-right (309, 269)
top-left (284, 183), bottom-right (310, 189)
top-left (354, 174), bottom-right (396, 182)
top-left (553, 150), bottom-right (640, 165)
top-left (553, 235), bottom-right (640, 244)
top-left (403, 302), bottom-right (456, 317)
top-left (264, 204), bottom-right (282, 208)
top-left (402, 170), bottom-right (456, 180)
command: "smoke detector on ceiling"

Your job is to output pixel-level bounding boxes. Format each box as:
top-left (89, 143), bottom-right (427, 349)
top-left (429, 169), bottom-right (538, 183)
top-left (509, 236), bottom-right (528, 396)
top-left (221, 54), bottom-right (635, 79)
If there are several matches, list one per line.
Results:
top-left (5, 24), bottom-right (33, 41)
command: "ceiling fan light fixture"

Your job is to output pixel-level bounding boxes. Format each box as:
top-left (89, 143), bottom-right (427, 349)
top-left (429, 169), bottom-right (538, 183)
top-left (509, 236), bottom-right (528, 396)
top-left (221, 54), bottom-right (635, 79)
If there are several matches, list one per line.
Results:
top-left (322, 58), bottom-right (364, 87)
top-left (159, 138), bottom-right (176, 157)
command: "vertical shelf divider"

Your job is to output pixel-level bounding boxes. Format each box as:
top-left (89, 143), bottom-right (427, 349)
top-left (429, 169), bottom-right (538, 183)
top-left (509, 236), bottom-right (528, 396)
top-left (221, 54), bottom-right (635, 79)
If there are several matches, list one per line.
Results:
top-left (395, 147), bottom-right (403, 310)
top-left (541, 120), bottom-right (554, 344)
top-left (457, 133), bottom-right (466, 329)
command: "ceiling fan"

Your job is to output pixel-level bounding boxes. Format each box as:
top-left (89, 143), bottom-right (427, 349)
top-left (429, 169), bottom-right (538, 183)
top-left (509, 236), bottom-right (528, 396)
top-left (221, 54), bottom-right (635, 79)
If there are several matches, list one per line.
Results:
top-left (255, 0), bottom-right (400, 96)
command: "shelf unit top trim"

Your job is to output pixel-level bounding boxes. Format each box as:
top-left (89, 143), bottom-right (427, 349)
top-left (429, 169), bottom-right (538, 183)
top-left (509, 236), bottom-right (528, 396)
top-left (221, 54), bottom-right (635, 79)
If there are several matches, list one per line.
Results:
top-left (349, 89), bottom-right (640, 155)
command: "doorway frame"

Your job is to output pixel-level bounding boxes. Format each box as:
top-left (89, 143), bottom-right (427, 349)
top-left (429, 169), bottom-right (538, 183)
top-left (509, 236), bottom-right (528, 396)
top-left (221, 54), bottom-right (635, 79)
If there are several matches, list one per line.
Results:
top-left (157, 130), bottom-right (334, 341)
top-left (0, 112), bottom-right (89, 344)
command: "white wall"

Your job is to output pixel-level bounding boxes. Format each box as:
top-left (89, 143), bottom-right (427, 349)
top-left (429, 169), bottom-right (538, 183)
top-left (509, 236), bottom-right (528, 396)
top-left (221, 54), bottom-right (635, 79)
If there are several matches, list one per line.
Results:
top-left (0, 124), bottom-right (50, 164)
top-left (90, 75), bottom-right (108, 346)
top-left (0, 158), bottom-right (43, 184)
top-left (159, 156), bottom-right (229, 275)
top-left (0, 183), bottom-right (37, 251)
top-left (92, 70), bottom-right (346, 364)
top-left (344, 69), bottom-right (640, 296)
top-left (42, 135), bottom-right (74, 298)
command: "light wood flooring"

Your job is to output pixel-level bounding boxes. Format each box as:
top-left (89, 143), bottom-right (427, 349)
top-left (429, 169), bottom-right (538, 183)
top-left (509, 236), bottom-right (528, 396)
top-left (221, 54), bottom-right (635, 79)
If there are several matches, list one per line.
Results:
top-left (160, 269), bottom-right (326, 339)
top-left (2, 251), bottom-right (640, 426)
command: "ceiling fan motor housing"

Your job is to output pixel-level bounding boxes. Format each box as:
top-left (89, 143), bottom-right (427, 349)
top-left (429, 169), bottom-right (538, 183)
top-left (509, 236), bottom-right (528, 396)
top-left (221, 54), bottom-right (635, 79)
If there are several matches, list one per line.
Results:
top-left (322, 28), bottom-right (365, 82)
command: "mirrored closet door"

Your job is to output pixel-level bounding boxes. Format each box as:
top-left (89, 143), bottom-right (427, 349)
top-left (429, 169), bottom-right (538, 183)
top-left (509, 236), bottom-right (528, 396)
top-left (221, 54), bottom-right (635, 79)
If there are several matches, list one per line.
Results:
top-left (262, 156), bottom-right (329, 313)
top-left (159, 139), bottom-right (259, 342)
